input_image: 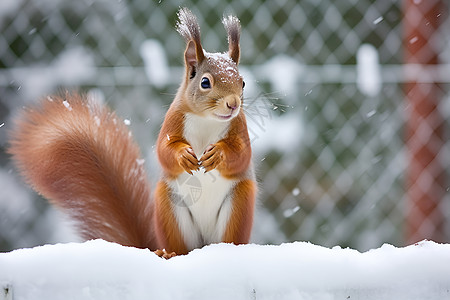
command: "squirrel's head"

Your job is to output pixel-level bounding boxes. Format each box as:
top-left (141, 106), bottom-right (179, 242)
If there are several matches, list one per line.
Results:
top-left (176, 8), bottom-right (244, 122)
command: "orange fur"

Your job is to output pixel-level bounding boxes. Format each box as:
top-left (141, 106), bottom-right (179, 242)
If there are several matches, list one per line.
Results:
top-left (157, 102), bottom-right (197, 178)
top-left (223, 180), bottom-right (257, 244)
top-left (154, 181), bottom-right (189, 254)
top-left (9, 93), bottom-right (157, 249)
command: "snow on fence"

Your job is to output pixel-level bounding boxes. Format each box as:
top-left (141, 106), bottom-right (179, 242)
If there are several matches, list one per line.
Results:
top-left (1, 240), bottom-right (450, 300)
top-left (0, 0), bottom-right (449, 253)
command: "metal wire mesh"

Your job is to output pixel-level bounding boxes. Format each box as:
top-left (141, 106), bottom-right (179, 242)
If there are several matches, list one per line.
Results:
top-left (1, 0), bottom-right (449, 251)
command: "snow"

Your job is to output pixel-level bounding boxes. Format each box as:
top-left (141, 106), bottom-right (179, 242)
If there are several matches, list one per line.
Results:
top-left (1, 240), bottom-right (450, 299)
top-left (136, 159), bottom-right (145, 166)
top-left (140, 39), bottom-right (170, 88)
top-left (373, 16), bottom-right (383, 25)
top-left (52, 47), bottom-right (95, 86)
top-left (259, 55), bottom-right (303, 103)
top-left (62, 100), bottom-right (72, 111)
top-left (356, 44), bottom-right (381, 97)
top-left (409, 36), bottom-right (419, 45)
top-left (251, 112), bottom-right (303, 154)
top-left (366, 109), bottom-right (377, 118)
top-left (205, 51), bottom-right (240, 85)
top-left (283, 206), bottom-right (300, 218)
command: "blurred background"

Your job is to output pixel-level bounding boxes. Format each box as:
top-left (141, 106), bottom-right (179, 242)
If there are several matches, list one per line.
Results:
top-left (1, 0), bottom-right (449, 252)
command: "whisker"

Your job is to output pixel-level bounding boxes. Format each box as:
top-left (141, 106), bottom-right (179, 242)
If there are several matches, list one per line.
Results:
top-left (203, 101), bottom-right (218, 111)
top-left (241, 90), bottom-right (295, 120)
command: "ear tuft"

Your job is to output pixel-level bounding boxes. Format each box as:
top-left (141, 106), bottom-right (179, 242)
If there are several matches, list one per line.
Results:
top-left (177, 7), bottom-right (205, 66)
top-left (222, 15), bottom-right (241, 64)
top-left (176, 7), bottom-right (201, 43)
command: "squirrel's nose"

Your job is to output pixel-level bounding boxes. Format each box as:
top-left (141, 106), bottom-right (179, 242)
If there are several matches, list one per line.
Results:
top-left (226, 101), bottom-right (237, 111)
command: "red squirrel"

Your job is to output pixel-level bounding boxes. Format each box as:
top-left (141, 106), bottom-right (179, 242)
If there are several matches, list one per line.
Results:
top-left (9, 8), bottom-right (256, 257)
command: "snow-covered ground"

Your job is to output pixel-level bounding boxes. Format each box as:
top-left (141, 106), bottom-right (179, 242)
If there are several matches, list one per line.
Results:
top-left (1, 240), bottom-right (449, 300)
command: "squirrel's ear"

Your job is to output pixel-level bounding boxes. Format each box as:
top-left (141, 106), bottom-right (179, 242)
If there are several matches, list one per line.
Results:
top-left (184, 40), bottom-right (205, 75)
top-left (185, 40), bottom-right (198, 67)
top-left (223, 15), bottom-right (241, 64)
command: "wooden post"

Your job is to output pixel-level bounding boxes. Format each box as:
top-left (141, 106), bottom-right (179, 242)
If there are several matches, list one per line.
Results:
top-left (403, 0), bottom-right (447, 244)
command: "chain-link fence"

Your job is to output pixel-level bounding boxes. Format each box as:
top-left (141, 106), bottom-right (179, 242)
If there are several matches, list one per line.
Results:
top-left (1, 0), bottom-right (449, 252)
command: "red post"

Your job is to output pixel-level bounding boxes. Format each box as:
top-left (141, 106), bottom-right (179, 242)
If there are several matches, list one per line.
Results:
top-left (403, 0), bottom-right (447, 244)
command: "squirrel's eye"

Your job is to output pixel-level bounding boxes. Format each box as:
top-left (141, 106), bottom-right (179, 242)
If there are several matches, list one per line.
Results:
top-left (242, 81), bottom-right (246, 89)
top-left (200, 77), bottom-right (211, 89)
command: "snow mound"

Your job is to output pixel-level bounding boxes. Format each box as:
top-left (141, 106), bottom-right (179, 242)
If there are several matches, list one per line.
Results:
top-left (1, 240), bottom-right (450, 300)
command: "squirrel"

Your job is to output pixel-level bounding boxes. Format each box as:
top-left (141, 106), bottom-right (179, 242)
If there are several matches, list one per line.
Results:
top-left (8, 8), bottom-right (256, 257)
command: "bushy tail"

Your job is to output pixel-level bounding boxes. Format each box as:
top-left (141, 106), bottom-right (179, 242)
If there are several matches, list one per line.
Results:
top-left (9, 93), bottom-right (157, 249)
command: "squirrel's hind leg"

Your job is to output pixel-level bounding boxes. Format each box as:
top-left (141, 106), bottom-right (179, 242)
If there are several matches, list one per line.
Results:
top-left (222, 179), bottom-right (257, 244)
top-left (154, 181), bottom-right (190, 255)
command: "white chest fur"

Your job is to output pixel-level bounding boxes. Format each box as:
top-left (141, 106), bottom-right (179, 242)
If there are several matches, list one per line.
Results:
top-left (182, 113), bottom-right (230, 157)
top-left (168, 113), bottom-right (235, 250)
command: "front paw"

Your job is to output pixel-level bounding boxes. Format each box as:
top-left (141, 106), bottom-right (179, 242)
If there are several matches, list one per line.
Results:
top-left (200, 144), bottom-right (223, 172)
top-left (178, 147), bottom-right (199, 175)
top-left (154, 249), bottom-right (177, 259)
